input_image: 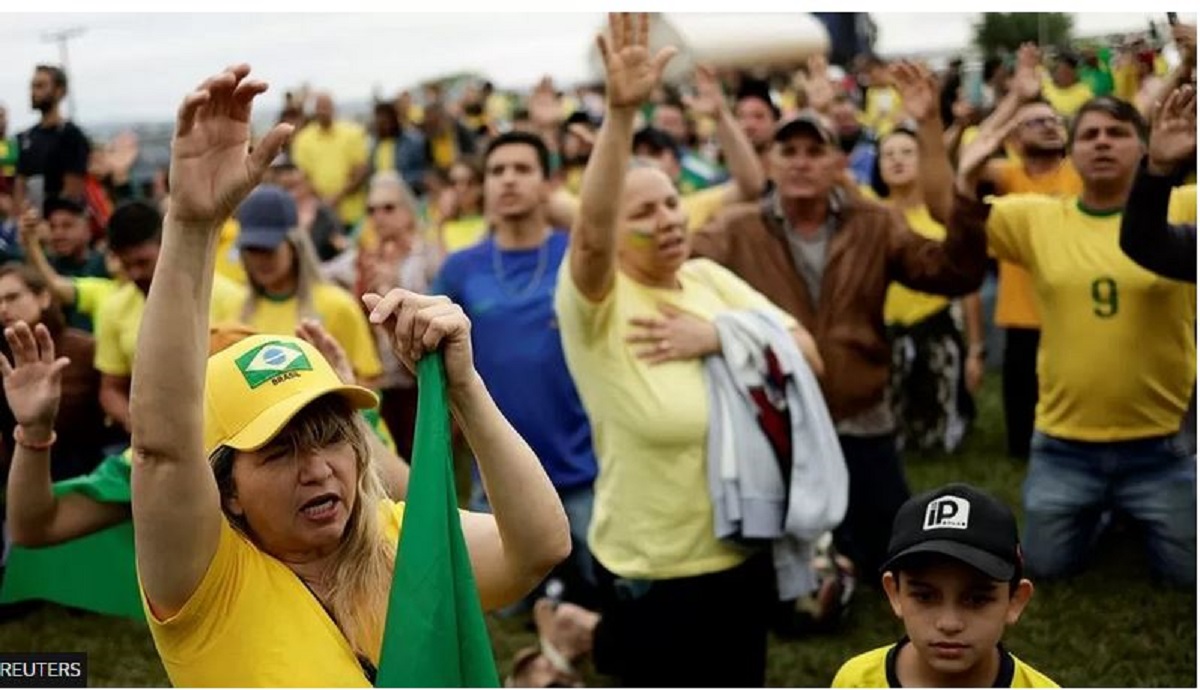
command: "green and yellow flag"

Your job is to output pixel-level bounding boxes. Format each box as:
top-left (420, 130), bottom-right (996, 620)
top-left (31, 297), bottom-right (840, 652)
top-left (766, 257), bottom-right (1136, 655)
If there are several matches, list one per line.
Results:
top-left (376, 355), bottom-right (499, 688)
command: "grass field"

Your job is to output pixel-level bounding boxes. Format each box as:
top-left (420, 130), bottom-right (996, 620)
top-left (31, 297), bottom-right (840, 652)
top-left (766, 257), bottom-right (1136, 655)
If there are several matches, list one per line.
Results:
top-left (0, 375), bottom-right (1194, 687)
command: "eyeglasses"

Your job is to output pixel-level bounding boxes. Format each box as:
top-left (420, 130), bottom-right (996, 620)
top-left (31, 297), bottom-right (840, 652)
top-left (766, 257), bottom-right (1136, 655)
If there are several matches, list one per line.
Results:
top-left (367, 203), bottom-right (398, 215)
top-left (1021, 116), bottom-right (1063, 130)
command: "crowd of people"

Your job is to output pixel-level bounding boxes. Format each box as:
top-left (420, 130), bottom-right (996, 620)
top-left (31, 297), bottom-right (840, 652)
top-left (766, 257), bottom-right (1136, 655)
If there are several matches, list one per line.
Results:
top-left (0, 10), bottom-right (1195, 688)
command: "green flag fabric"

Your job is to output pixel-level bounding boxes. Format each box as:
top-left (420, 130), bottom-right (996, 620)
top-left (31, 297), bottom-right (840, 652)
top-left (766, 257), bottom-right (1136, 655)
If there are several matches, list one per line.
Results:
top-left (0, 453), bottom-right (143, 619)
top-left (376, 355), bottom-right (500, 688)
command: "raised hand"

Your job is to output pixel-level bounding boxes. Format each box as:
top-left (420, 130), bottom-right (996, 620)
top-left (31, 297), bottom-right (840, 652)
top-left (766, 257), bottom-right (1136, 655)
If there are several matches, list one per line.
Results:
top-left (889, 60), bottom-right (937, 123)
top-left (168, 64), bottom-right (292, 229)
top-left (801, 54), bottom-right (836, 113)
top-left (682, 65), bottom-right (726, 119)
top-left (956, 118), bottom-right (1017, 197)
top-left (1011, 43), bottom-right (1043, 103)
top-left (528, 76), bottom-right (563, 129)
top-left (597, 12), bottom-right (678, 110)
top-left (1148, 86), bottom-right (1197, 174)
top-left (295, 318), bottom-right (355, 385)
top-left (17, 208), bottom-right (46, 248)
top-left (0, 322), bottom-right (69, 434)
top-left (362, 290), bottom-right (476, 390)
top-left (106, 131), bottom-right (141, 180)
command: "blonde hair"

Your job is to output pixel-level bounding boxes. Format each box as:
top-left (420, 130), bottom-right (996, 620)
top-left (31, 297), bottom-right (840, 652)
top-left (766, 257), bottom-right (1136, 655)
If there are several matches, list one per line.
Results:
top-left (240, 228), bottom-right (325, 325)
top-left (209, 395), bottom-right (395, 658)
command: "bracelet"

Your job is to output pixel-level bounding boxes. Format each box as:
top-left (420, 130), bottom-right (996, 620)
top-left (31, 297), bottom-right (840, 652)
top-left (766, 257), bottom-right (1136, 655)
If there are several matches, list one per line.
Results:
top-left (14, 426), bottom-right (57, 451)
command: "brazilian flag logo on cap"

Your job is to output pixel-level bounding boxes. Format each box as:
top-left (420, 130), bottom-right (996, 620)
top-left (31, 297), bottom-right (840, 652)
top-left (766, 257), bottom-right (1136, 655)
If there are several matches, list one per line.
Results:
top-left (235, 341), bottom-right (313, 389)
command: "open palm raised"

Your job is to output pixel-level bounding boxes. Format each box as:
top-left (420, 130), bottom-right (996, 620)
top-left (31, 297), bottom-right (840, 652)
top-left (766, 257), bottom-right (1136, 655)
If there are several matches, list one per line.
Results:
top-left (168, 64), bottom-right (292, 228)
top-left (597, 13), bottom-right (678, 110)
top-left (0, 322), bottom-right (69, 430)
top-left (1149, 86), bottom-right (1197, 171)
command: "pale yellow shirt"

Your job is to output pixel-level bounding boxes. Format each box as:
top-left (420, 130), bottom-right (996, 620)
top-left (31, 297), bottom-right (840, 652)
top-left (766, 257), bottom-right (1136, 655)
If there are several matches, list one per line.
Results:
top-left (555, 257), bottom-right (796, 579)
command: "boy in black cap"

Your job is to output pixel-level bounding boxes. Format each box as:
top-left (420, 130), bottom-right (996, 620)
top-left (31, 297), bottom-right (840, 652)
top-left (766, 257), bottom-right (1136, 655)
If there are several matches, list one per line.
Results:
top-left (833, 483), bottom-right (1058, 688)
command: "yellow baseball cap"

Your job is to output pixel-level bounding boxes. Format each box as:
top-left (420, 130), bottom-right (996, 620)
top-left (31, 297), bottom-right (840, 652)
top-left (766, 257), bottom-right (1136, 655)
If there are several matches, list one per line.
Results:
top-left (203, 334), bottom-right (379, 456)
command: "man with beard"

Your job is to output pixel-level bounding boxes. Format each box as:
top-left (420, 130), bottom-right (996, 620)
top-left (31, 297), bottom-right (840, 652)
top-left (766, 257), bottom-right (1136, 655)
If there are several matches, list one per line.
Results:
top-left (432, 131), bottom-right (599, 607)
top-left (14, 66), bottom-right (90, 212)
top-left (93, 202), bottom-right (245, 437)
top-left (953, 96), bottom-right (1197, 586)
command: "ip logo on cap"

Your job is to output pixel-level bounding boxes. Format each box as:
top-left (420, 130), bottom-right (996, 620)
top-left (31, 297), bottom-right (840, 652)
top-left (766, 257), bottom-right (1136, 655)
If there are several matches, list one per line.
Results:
top-left (924, 496), bottom-right (971, 530)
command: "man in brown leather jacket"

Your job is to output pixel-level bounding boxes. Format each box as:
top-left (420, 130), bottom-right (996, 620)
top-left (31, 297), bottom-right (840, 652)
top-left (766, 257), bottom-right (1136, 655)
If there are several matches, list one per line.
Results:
top-left (690, 111), bottom-right (990, 580)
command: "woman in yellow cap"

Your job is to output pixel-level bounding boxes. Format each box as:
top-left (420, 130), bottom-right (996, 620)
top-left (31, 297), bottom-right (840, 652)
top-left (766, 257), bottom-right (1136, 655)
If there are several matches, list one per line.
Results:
top-left (123, 64), bottom-right (569, 687)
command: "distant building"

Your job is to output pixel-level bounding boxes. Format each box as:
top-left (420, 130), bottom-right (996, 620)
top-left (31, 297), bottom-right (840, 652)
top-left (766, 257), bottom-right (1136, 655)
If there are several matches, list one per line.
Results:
top-left (811, 12), bottom-right (877, 65)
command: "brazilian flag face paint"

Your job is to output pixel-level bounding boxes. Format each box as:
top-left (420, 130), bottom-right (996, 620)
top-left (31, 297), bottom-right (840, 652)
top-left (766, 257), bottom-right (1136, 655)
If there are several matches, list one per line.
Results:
top-left (626, 222), bottom-right (658, 249)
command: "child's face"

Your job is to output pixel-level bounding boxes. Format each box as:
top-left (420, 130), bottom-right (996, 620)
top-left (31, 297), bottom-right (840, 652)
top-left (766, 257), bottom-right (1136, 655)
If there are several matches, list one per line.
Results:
top-left (883, 559), bottom-right (1033, 680)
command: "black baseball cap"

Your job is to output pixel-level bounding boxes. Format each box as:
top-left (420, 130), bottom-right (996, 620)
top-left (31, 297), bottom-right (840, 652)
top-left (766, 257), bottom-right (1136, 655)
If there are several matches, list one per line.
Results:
top-left (881, 483), bottom-right (1022, 582)
top-left (632, 126), bottom-right (682, 160)
top-left (736, 78), bottom-right (781, 120)
top-left (774, 111), bottom-right (839, 148)
top-left (236, 184), bottom-right (297, 251)
top-left (43, 195), bottom-right (86, 218)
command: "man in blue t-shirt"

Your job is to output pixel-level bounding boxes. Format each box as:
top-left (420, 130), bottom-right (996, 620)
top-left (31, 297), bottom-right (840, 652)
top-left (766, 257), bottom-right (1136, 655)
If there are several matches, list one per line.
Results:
top-left (432, 131), bottom-right (598, 605)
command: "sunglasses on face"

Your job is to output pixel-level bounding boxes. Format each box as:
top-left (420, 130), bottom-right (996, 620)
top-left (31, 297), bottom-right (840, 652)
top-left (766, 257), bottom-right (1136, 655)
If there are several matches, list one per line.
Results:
top-left (367, 203), bottom-right (398, 215)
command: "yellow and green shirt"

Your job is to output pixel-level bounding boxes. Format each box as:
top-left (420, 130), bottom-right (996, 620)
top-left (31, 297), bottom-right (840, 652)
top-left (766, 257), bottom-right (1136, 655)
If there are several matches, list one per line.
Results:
top-left (94, 276), bottom-right (247, 377)
top-left (144, 501), bottom-right (406, 687)
top-left (833, 640), bottom-right (1059, 688)
top-left (985, 189), bottom-right (1197, 441)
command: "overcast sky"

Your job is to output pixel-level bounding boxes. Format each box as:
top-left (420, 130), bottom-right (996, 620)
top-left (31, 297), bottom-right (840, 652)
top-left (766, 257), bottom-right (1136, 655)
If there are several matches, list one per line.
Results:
top-left (0, 12), bottom-right (1190, 130)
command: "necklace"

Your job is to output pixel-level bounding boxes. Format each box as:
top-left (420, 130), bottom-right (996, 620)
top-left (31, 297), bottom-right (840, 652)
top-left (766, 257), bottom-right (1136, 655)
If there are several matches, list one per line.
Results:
top-left (491, 237), bottom-right (549, 299)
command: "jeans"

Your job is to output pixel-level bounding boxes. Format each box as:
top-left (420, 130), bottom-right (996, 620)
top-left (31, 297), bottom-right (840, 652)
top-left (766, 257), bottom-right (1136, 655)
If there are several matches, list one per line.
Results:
top-left (1023, 431), bottom-right (1196, 587)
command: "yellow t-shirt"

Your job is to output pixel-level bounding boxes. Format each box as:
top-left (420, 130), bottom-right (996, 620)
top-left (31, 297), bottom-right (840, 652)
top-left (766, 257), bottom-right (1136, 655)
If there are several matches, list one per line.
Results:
top-left (243, 282), bottom-right (382, 381)
top-left (832, 642), bottom-right (1059, 688)
top-left (991, 160), bottom-right (1084, 329)
top-left (144, 501), bottom-right (405, 687)
top-left (985, 192), bottom-right (1197, 441)
top-left (429, 131), bottom-right (458, 171)
top-left (683, 185), bottom-right (730, 232)
top-left (372, 138), bottom-right (396, 174)
top-left (554, 257), bottom-right (796, 579)
top-left (1040, 77), bottom-right (1095, 118)
top-left (441, 215), bottom-right (488, 254)
top-left (882, 204), bottom-right (952, 326)
top-left (94, 275), bottom-right (247, 377)
top-left (291, 121), bottom-right (369, 226)
top-left (74, 276), bottom-right (119, 325)
top-left (214, 218), bottom-right (248, 285)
